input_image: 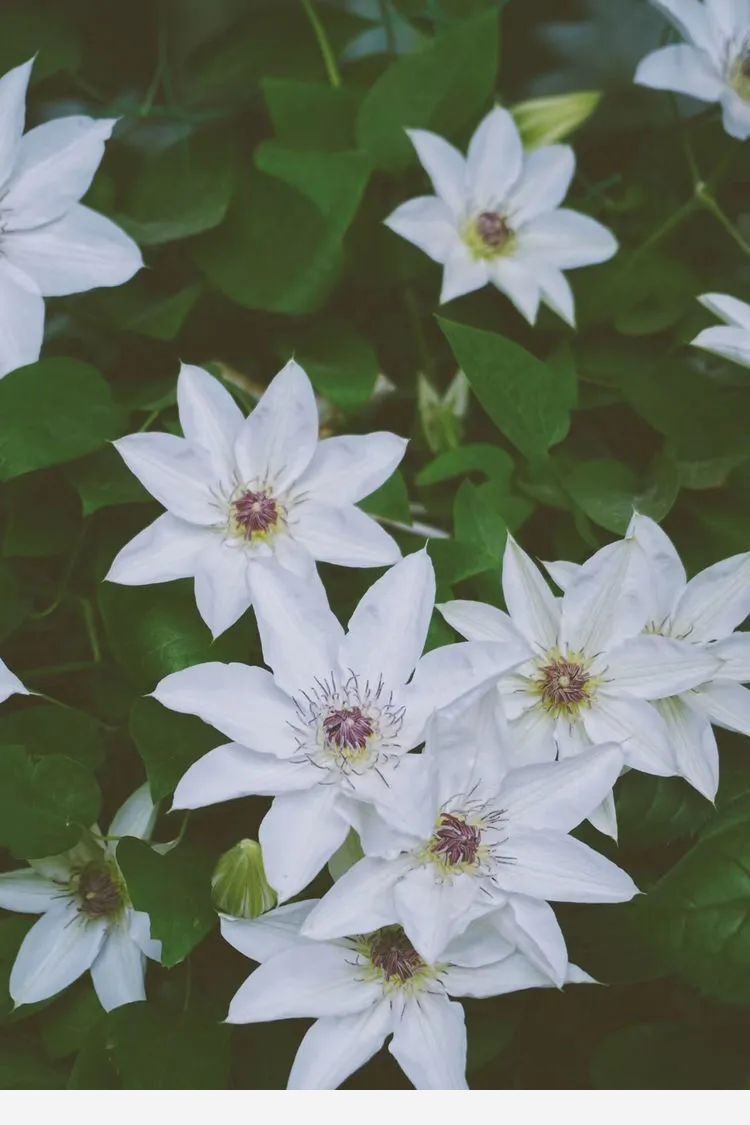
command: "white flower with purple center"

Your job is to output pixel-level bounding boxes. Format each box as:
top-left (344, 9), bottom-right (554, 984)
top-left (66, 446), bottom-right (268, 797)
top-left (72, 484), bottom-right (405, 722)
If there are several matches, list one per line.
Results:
top-left (635, 0), bottom-right (750, 140)
top-left (384, 105), bottom-right (617, 324)
top-left (439, 533), bottom-right (720, 838)
top-left (220, 898), bottom-right (594, 1090)
top-left (691, 292), bottom-right (750, 367)
top-left (107, 360), bottom-right (406, 638)
top-left (0, 784), bottom-right (161, 1012)
top-left (153, 551), bottom-right (529, 902)
top-left (302, 688), bottom-right (636, 967)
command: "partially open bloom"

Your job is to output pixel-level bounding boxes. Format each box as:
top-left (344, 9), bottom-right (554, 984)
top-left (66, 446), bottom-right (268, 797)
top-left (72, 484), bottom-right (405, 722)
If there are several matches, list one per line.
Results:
top-left (0, 784), bottom-right (161, 1011)
top-left (635, 0), bottom-right (750, 140)
top-left (107, 361), bottom-right (406, 638)
top-left (0, 59), bottom-right (142, 378)
top-left (439, 534), bottom-right (720, 837)
top-left (221, 899), bottom-right (594, 1090)
top-left (303, 689), bottom-right (636, 966)
top-left (154, 551), bottom-right (528, 902)
top-left (691, 292), bottom-right (750, 367)
top-left (384, 106), bottom-right (617, 324)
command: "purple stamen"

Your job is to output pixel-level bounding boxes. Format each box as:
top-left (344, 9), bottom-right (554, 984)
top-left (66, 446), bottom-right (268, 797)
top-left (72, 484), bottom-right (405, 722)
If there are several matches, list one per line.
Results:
top-left (232, 490), bottom-right (278, 538)
top-left (323, 706), bottom-right (373, 750)
top-left (433, 813), bottom-right (481, 866)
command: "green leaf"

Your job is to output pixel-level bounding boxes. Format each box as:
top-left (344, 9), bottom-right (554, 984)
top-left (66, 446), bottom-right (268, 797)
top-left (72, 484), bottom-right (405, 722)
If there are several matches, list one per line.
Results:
top-left (0, 916), bottom-right (33, 1023)
top-left (89, 279), bottom-right (203, 343)
top-left (66, 447), bottom-right (150, 516)
top-left (0, 1), bottom-right (81, 81)
top-left (427, 539), bottom-right (497, 587)
top-left (0, 704), bottom-right (104, 770)
top-left (2, 472), bottom-right (81, 557)
top-left (0, 1048), bottom-right (67, 1090)
top-left (40, 985), bottom-right (103, 1060)
top-left (417, 443), bottom-right (514, 488)
top-left (453, 480), bottom-right (507, 558)
top-left (280, 317), bottom-right (379, 412)
top-left (615, 772), bottom-right (711, 852)
top-left (262, 78), bottom-right (360, 151)
top-left (130, 698), bottom-right (222, 803)
top-left (356, 10), bottom-right (500, 171)
top-left (439, 319), bottom-right (576, 460)
top-left (563, 453), bottom-right (680, 534)
top-left (117, 838), bottom-right (216, 967)
top-left (0, 747), bottom-right (100, 859)
top-left (359, 471), bottom-right (411, 525)
top-left (0, 360), bottom-right (124, 482)
top-left (0, 561), bottom-right (30, 642)
top-left (591, 1023), bottom-right (746, 1089)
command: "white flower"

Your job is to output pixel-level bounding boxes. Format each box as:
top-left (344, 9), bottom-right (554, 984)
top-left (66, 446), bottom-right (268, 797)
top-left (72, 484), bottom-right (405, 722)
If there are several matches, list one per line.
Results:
top-left (0, 658), bottom-right (27, 704)
top-left (0, 59), bottom-right (142, 378)
top-left (439, 534), bottom-right (721, 838)
top-left (107, 360), bottom-right (407, 639)
top-left (220, 899), bottom-right (594, 1090)
top-left (0, 784), bottom-right (162, 1012)
top-left (154, 551), bottom-right (529, 902)
top-left (634, 0), bottom-right (750, 140)
top-left (691, 292), bottom-right (750, 367)
top-left (303, 689), bottom-right (636, 967)
top-left (384, 105), bottom-right (617, 324)
top-left (548, 513), bottom-right (750, 801)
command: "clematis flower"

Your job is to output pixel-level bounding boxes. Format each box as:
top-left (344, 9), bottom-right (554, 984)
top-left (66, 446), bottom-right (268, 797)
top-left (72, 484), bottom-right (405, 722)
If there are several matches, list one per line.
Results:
top-left (303, 689), bottom-right (636, 967)
top-left (384, 105), bottom-right (617, 324)
top-left (0, 658), bottom-right (27, 704)
top-left (0, 784), bottom-right (161, 1012)
top-left (220, 899), bottom-right (594, 1090)
top-left (634, 0), bottom-right (750, 140)
top-left (154, 551), bottom-right (529, 902)
top-left (547, 513), bottom-right (750, 801)
top-left (439, 533), bottom-right (720, 837)
top-left (107, 361), bottom-right (406, 639)
top-left (0, 59), bottom-right (142, 378)
top-left (691, 292), bottom-right (750, 367)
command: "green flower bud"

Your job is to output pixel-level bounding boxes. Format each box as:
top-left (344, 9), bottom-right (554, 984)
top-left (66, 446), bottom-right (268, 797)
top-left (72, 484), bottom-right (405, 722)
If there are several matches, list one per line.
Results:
top-left (512, 91), bottom-right (602, 150)
top-left (418, 370), bottom-right (469, 454)
top-left (211, 839), bottom-right (277, 919)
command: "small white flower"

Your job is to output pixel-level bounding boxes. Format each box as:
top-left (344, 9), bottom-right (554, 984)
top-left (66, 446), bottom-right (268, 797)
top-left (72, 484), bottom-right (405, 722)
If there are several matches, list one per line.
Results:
top-left (384, 105), bottom-right (617, 324)
top-left (154, 551), bottom-right (529, 903)
top-left (691, 291), bottom-right (750, 366)
top-left (303, 689), bottom-right (636, 967)
top-left (0, 784), bottom-right (162, 1012)
top-left (0, 657), bottom-right (27, 704)
top-left (439, 533), bottom-right (721, 838)
top-left (107, 360), bottom-right (407, 638)
top-left (220, 899), bottom-right (594, 1090)
top-left (634, 0), bottom-right (750, 140)
top-left (0, 59), bottom-right (142, 378)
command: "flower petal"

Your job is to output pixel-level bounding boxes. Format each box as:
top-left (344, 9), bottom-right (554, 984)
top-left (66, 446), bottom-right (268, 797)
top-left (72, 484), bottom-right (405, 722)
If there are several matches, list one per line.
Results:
top-left (507, 705), bottom-right (557, 765)
top-left (560, 538), bottom-right (648, 655)
top-left (259, 787), bottom-right (350, 903)
top-left (10, 900), bottom-right (107, 1007)
top-left (466, 106), bottom-right (523, 212)
top-left (302, 857), bottom-right (406, 941)
top-left (534, 262), bottom-right (576, 327)
top-left (194, 540), bottom-right (253, 639)
top-left (233, 360), bottom-right (319, 492)
top-left (220, 900), bottom-right (317, 962)
top-left (502, 535), bottom-right (560, 650)
top-left (692, 325), bottom-right (750, 367)
top-left (0, 658), bottom-right (28, 704)
top-left (499, 828), bottom-right (638, 903)
top-left (657, 696), bottom-right (719, 801)
top-left (0, 60), bottom-right (32, 194)
top-left (443, 951), bottom-right (557, 999)
top-left (713, 633), bottom-right (750, 681)
top-left (292, 501), bottom-right (401, 568)
top-left (605, 634), bottom-right (719, 699)
top-left (90, 925), bottom-right (146, 1012)
top-left (0, 259), bottom-right (44, 378)
top-left (173, 742), bottom-right (318, 809)
top-left (584, 694), bottom-right (677, 776)
top-left (440, 244), bottom-right (489, 303)
top-left (489, 257), bottom-right (541, 324)
top-left (588, 791), bottom-right (618, 841)
top-left (634, 44), bottom-right (723, 102)
top-left (519, 208), bottom-right (618, 269)
top-left (128, 909), bottom-right (161, 962)
top-left (698, 292), bottom-right (750, 330)
top-left (295, 432), bottom-right (408, 507)
top-left (405, 130), bottom-right (466, 215)
top-left (671, 552), bottom-right (750, 642)
top-left (109, 783), bottom-right (156, 841)
top-left (393, 865), bottom-right (479, 963)
top-left (720, 88), bottom-right (750, 140)
top-left (497, 895), bottom-right (570, 986)
top-left (508, 144), bottom-right (576, 226)
top-left (288, 1003), bottom-right (393, 1090)
top-left (176, 364), bottom-right (244, 491)
top-left (689, 681), bottom-right (750, 736)
top-left (113, 432), bottom-right (220, 525)
top-left (389, 993), bottom-right (468, 1090)
top-left (105, 513), bottom-right (213, 587)
top-left (502, 744), bottom-right (624, 833)
top-left (651, 0), bottom-right (717, 52)
top-left (437, 599), bottom-right (522, 645)
top-left (384, 195), bottom-right (459, 262)
top-left (628, 512), bottom-right (686, 623)
top-left (0, 869), bottom-right (61, 913)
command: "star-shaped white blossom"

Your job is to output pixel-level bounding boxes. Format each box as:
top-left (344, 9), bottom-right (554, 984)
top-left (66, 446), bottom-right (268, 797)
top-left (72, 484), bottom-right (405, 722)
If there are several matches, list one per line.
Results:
top-left (384, 106), bottom-right (617, 324)
top-left (108, 360), bottom-right (407, 638)
top-left (691, 292), bottom-right (750, 367)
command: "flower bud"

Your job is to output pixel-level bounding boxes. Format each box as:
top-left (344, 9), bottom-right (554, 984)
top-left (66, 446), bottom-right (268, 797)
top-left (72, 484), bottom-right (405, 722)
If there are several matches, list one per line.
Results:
top-left (512, 91), bottom-right (602, 149)
top-left (418, 370), bottom-right (469, 454)
top-left (211, 839), bottom-right (277, 919)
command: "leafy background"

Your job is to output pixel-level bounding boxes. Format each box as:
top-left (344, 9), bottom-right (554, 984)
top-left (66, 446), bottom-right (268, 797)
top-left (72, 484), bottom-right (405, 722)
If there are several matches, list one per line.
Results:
top-left (0, 0), bottom-right (749, 1090)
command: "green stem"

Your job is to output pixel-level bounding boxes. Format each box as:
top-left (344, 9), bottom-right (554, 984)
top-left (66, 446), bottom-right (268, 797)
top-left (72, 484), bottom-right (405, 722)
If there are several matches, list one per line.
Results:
top-left (300, 0), bottom-right (341, 88)
top-left (23, 661), bottom-right (98, 680)
top-left (625, 196), bottom-right (699, 268)
top-left (80, 598), bottom-right (102, 664)
top-left (696, 182), bottom-right (750, 256)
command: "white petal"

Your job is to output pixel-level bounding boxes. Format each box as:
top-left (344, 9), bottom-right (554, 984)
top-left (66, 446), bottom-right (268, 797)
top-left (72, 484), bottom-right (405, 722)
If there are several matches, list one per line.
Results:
top-left (587, 790), bottom-right (619, 841)
top-left (10, 900), bottom-right (107, 1006)
top-left (691, 325), bottom-right (750, 368)
top-left (90, 924), bottom-right (146, 1012)
top-left (705, 0), bottom-right (750, 41)
top-left (519, 208), bottom-right (618, 269)
top-left (302, 857), bottom-right (406, 941)
top-left (4, 204), bottom-right (142, 296)
top-left (720, 88), bottom-right (750, 140)
top-left (128, 909), bottom-right (161, 962)
top-left (507, 705), bottom-right (557, 765)
top-left (176, 364), bottom-right (244, 491)
top-left (109, 782), bottom-right (156, 841)
top-left (233, 360), bottom-right (319, 493)
top-left (105, 513), bottom-right (213, 586)
top-left (698, 292), bottom-right (750, 330)
top-left (220, 900), bottom-right (317, 962)
top-left (295, 432), bottom-right (407, 506)
top-left (437, 599), bottom-right (521, 644)
top-left (226, 944), bottom-right (379, 1023)
top-left (0, 658), bottom-right (28, 703)
top-left (651, 0), bottom-right (717, 52)
top-left (384, 195), bottom-right (460, 262)
top-left (672, 552), bottom-right (750, 642)
top-left (502, 744), bottom-right (623, 833)
top-left (543, 560), bottom-right (580, 592)
top-left (502, 535), bottom-right (560, 650)
top-left (113, 432), bottom-right (220, 525)
top-left (466, 106), bottom-right (523, 212)
top-left (628, 512), bottom-right (686, 623)
top-left (534, 262), bottom-right (576, 327)
top-left (4, 117), bottom-right (116, 229)
top-left (443, 951), bottom-right (557, 999)
top-left (606, 635), bottom-right (719, 699)
top-left (657, 696), bottom-right (719, 801)
top-left (0, 60), bottom-right (32, 193)
top-left (173, 742), bottom-right (318, 809)
top-left (0, 259), bottom-right (44, 378)
top-left (439, 244), bottom-right (489, 303)
top-left (560, 538), bottom-right (647, 655)
top-left (428, 686), bottom-right (510, 805)
top-left (634, 44), bottom-right (723, 102)
top-left (405, 130), bottom-right (467, 215)
top-left (507, 145), bottom-right (576, 225)
top-left (292, 501), bottom-right (401, 567)
top-left (152, 662), bottom-right (297, 754)
top-left (498, 895), bottom-right (570, 986)
top-left (489, 257), bottom-right (541, 324)
top-left (713, 633), bottom-right (750, 681)
top-left (194, 540), bottom-right (253, 639)
top-left (441, 912), bottom-right (516, 967)
top-left (389, 994), bottom-right (468, 1090)
top-left (499, 828), bottom-right (638, 903)
top-left (689, 681), bottom-right (750, 736)
top-left (393, 866), bottom-right (479, 963)
top-left (0, 869), bottom-right (61, 913)
top-left (288, 1003), bottom-right (393, 1090)
top-left (259, 788), bottom-right (350, 903)
top-left (584, 694), bottom-right (677, 776)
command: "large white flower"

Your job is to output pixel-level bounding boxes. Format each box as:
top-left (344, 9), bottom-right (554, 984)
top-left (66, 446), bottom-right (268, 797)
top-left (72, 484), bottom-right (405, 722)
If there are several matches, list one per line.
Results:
top-left (634, 0), bottom-right (750, 140)
top-left (439, 534), bottom-right (720, 837)
top-left (0, 59), bottom-right (142, 378)
top-left (107, 360), bottom-right (406, 638)
top-left (384, 106), bottom-right (617, 324)
top-left (303, 689), bottom-right (636, 967)
top-left (548, 513), bottom-right (750, 801)
top-left (220, 899), bottom-right (594, 1090)
top-left (0, 784), bottom-right (161, 1012)
top-left (154, 551), bottom-right (529, 902)
top-left (691, 292), bottom-right (750, 367)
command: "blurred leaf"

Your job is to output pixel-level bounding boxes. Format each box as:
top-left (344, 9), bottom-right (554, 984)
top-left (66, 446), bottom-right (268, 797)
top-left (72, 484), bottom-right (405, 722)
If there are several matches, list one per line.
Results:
top-left (66, 447), bottom-right (150, 516)
top-left (0, 746), bottom-right (100, 859)
top-left (2, 472), bottom-right (81, 558)
top-left (41, 986), bottom-right (103, 1060)
top-left (427, 538), bottom-right (497, 586)
top-left (563, 453), bottom-right (679, 534)
top-left (0, 0), bottom-right (81, 80)
top-left (130, 697), bottom-right (222, 803)
top-left (262, 78), bottom-right (360, 150)
top-left (417, 443), bottom-right (514, 488)
top-left (616, 772), bottom-right (712, 852)
top-left (453, 480), bottom-right (507, 558)
top-left (0, 704), bottom-right (104, 771)
top-left (591, 1023), bottom-right (746, 1089)
top-left (0, 1048), bottom-right (67, 1090)
top-left (281, 317), bottom-right (379, 412)
top-left (359, 470), bottom-right (411, 524)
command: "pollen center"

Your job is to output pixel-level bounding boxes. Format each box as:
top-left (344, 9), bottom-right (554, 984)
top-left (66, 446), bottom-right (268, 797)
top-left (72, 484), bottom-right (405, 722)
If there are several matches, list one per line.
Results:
top-left (230, 489), bottom-right (280, 540)
top-left (465, 210), bottom-right (515, 259)
top-left (323, 706), bottom-right (373, 751)
top-left (368, 927), bottom-right (426, 984)
top-left (76, 861), bottom-right (123, 919)
top-left (731, 45), bottom-right (750, 100)
top-left (431, 812), bottom-right (481, 867)
top-left (538, 657), bottom-right (592, 716)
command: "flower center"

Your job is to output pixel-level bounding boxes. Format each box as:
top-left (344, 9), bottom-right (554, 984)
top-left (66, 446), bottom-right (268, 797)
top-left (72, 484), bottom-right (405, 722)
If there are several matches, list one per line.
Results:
top-left (229, 488), bottom-right (282, 541)
top-left (76, 861), bottom-right (123, 920)
top-left (367, 927), bottom-right (426, 984)
top-left (537, 655), bottom-right (593, 717)
top-left (322, 706), bottom-right (374, 751)
top-left (431, 812), bottom-right (481, 867)
top-left (730, 41), bottom-right (750, 100)
top-left (465, 211), bottom-right (515, 260)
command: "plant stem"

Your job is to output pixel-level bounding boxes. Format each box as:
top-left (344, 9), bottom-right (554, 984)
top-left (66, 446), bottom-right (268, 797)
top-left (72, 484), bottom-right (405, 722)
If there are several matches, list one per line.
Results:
top-left (80, 598), bottom-right (102, 664)
top-left (301, 0), bottom-right (341, 88)
top-left (696, 182), bottom-right (750, 256)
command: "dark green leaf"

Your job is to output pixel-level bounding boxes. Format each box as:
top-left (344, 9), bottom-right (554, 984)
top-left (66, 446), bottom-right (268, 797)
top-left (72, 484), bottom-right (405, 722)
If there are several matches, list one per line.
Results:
top-left (130, 697), bottom-right (222, 803)
top-left (0, 746), bottom-right (100, 859)
top-left (0, 704), bottom-right (104, 770)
